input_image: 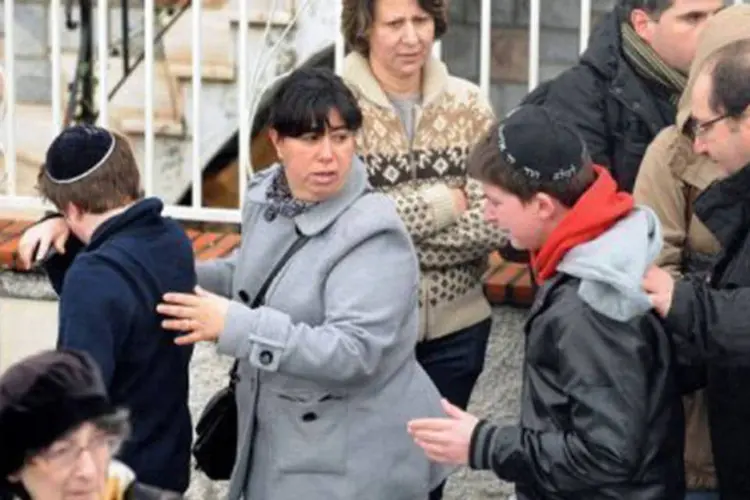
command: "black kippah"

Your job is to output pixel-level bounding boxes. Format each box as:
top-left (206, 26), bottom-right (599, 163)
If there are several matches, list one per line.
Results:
top-left (497, 105), bottom-right (587, 183)
top-left (44, 125), bottom-right (116, 184)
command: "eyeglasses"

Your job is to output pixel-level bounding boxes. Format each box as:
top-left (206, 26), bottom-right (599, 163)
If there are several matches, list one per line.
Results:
top-left (37, 431), bottom-right (122, 471)
top-left (689, 113), bottom-right (730, 138)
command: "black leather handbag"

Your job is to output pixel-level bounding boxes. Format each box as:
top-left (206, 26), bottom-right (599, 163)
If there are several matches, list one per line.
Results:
top-left (193, 235), bottom-right (310, 480)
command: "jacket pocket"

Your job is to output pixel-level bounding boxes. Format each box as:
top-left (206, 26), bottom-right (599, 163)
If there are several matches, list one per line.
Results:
top-left (270, 391), bottom-right (348, 475)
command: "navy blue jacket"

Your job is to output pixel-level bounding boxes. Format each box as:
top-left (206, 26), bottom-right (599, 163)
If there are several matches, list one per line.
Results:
top-left (44, 198), bottom-right (195, 493)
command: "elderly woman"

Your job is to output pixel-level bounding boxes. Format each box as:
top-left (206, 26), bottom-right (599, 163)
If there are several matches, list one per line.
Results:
top-left (157, 67), bottom-right (451, 499)
top-left (0, 349), bottom-right (180, 500)
top-left (340, 2), bottom-right (506, 475)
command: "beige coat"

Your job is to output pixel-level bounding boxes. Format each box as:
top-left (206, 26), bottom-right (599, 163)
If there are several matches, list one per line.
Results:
top-left (633, 4), bottom-right (750, 490)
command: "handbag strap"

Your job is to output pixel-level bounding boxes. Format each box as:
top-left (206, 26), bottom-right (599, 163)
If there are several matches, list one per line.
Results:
top-left (229, 233), bottom-right (310, 382)
top-left (250, 234), bottom-right (310, 308)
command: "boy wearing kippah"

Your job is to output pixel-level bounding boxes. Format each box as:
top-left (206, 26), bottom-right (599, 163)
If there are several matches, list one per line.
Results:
top-left (17, 125), bottom-right (195, 494)
top-left (408, 105), bottom-right (685, 499)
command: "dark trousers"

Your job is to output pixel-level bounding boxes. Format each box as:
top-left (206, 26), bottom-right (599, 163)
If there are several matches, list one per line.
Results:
top-left (417, 318), bottom-right (493, 500)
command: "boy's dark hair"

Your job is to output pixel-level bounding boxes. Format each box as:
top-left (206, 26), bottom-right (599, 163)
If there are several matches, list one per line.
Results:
top-left (37, 130), bottom-right (143, 214)
top-left (468, 122), bottom-right (596, 208)
top-left (342, 0), bottom-right (448, 56)
top-left (268, 67), bottom-right (363, 138)
top-left (707, 38), bottom-right (750, 118)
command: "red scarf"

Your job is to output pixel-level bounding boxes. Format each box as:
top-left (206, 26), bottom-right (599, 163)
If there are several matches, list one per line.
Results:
top-left (530, 166), bottom-right (634, 284)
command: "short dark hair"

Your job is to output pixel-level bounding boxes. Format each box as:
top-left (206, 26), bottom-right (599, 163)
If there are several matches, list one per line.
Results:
top-left (342, 0), bottom-right (448, 56)
top-left (467, 124), bottom-right (596, 208)
top-left (36, 131), bottom-right (143, 214)
top-left (619, 0), bottom-right (674, 20)
top-left (707, 39), bottom-right (750, 118)
top-left (268, 67), bottom-right (363, 139)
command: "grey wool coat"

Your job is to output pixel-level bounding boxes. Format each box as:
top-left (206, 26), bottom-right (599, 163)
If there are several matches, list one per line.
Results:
top-left (197, 157), bottom-right (453, 500)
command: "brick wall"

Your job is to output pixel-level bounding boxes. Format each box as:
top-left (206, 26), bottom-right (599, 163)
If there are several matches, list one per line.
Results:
top-left (443, 0), bottom-right (616, 116)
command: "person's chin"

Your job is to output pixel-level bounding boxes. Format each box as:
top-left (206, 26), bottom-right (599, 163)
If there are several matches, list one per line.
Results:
top-left (509, 236), bottom-right (527, 250)
top-left (396, 60), bottom-right (425, 77)
top-left (63, 490), bottom-right (99, 500)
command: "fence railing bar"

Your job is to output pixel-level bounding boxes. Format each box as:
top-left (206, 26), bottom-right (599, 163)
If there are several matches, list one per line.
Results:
top-left (97, 0), bottom-right (109, 126)
top-left (479, 0), bottom-right (491, 98)
top-left (0, 195), bottom-right (52, 211)
top-left (143, 0), bottom-right (155, 195)
top-left (50, 0), bottom-right (63, 135)
top-left (191, 0), bottom-right (202, 208)
top-left (528, 0), bottom-right (541, 91)
top-left (334, 0), bottom-right (345, 74)
top-left (579, 0), bottom-right (591, 54)
top-left (162, 204), bottom-right (242, 223)
top-left (3, 0), bottom-right (16, 196)
top-left (238, 0), bottom-right (250, 205)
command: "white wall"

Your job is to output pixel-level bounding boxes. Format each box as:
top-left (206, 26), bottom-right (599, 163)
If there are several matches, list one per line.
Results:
top-left (0, 297), bottom-right (58, 374)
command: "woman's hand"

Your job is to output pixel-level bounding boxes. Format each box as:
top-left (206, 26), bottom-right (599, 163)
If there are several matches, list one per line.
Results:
top-left (17, 216), bottom-right (70, 269)
top-left (157, 286), bottom-right (231, 345)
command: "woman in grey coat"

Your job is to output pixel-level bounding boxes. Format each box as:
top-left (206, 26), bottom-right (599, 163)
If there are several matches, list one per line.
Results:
top-left (157, 67), bottom-right (452, 500)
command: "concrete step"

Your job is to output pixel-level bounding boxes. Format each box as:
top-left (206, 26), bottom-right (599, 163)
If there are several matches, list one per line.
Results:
top-left (59, 51), bottom-right (184, 136)
top-left (228, 0), bottom-right (296, 26)
top-left (163, 7), bottom-right (236, 82)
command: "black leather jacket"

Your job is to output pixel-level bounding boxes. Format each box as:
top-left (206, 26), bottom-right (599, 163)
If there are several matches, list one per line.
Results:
top-left (469, 275), bottom-right (685, 499)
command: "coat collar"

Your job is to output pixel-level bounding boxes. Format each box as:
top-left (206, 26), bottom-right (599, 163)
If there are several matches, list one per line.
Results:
top-left (694, 161), bottom-right (750, 248)
top-left (88, 197), bottom-right (164, 251)
top-left (657, 127), bottom-right (723, 191)
top-left (342, 51), bottom-right (449, 108)
top-left (579, 9), bottom-right (623, 80)
top-left (246, 156), bottom-right (371, 236)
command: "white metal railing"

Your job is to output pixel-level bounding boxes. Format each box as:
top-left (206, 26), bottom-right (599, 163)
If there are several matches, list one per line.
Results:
top-left (1, 0), bottom-right (744, 223)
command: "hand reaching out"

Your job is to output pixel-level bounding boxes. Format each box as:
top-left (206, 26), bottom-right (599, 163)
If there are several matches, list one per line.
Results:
top-left (157, 286), bottom-right (231, 345)
top-left (407, 399), bottom-right (479, 466)
top-left (642, 265), bottom-right (675, 318)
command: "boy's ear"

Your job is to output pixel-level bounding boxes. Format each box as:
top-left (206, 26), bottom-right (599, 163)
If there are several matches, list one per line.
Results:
top-left (533, 192), bottom-right (559, 221)
top-left (63, 202), bottom-right (83, 221)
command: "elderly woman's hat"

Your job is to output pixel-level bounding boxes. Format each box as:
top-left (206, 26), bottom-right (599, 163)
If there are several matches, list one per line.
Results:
top-left (0, 350), bottom-right (113, 482)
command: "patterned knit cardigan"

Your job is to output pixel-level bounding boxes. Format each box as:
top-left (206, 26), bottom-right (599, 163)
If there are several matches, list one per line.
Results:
top-left (343, 52), bottom-right (508, 341)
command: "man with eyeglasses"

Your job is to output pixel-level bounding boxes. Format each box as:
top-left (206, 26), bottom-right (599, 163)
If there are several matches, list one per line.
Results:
top-left (642, 36), bottom-right (750, 499)
top-left (633, 7), bottom-right (749, 498)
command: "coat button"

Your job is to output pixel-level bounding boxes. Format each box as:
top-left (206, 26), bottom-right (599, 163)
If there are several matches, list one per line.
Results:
top-left (259, 350), bottom-right (274, 366)
top-left (301, 412), bottom-right (318, 422)
top-left (238, 290), bottom-right (249, 302)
